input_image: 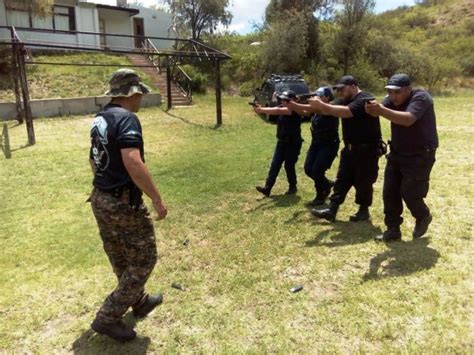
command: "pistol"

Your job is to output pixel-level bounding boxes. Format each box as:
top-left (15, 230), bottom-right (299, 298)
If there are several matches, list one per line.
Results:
top-left (361, 97), bottom-right (376, 104)
top-left (296, 92), bottom-right (318, 101)
top-left (248, 101), bottom-right (258, 107)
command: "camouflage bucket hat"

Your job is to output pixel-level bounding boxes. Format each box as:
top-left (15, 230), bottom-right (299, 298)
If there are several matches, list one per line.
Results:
top-left (105, 68), bottom-right (151, 97)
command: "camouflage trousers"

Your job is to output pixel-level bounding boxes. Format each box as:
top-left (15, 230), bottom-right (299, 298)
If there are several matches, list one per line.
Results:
top-left (90, 187), bottom-right (158, 324)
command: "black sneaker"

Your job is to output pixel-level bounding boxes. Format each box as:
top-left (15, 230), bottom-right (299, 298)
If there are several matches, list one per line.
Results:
top-left (349, 206), bottom-right (370, 222)
top-left (256, 185), bottom-right (271, 197)
top-left (91, 319), bottom-right (136, 342)
top-left (375, 228), bottom-right (402, 242)
top-left (133, 293), bottom-right (163, 318)
top-left (413, 214), bottom-right (433, 238)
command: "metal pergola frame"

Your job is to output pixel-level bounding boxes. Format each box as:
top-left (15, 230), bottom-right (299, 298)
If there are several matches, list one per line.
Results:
top-left (0, 25), bottom-right (232, 145)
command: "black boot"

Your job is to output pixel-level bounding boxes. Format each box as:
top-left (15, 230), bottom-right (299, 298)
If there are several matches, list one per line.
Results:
top-left (91, 319), bottom-right (136, 342)
top-left (413, 214), bottom-right (432, 238)
top-left (311, 185), bottom-right (332, 206)
top-left (256, 185), bottom-right (271, 197)
top-left (133, 293), bottom-right (163, 318)
top-left (285, 185), bottom-right (297, 195)
top-left (349, 205), bottom-right (370, 222)
top-left (375, 227), bottom-right (402, 242)
top-left (311, 201), bottom-right (339, 222)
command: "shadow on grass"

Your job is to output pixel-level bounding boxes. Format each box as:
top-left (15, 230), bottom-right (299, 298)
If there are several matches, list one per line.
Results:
top-left (250, 193), bottom-right (302, 212)
top-left (163, 109), bottom-right (221, 130)
top-left (72, 313), bottom-right (150, 354)
top-left (304, 219), bottom-right (382, 247)
top-left (362, 238), bottom-right (440, 281)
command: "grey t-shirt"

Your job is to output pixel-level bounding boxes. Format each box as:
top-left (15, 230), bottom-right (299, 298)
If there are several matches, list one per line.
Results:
top-left (382, 89), bottom-right (438, 154)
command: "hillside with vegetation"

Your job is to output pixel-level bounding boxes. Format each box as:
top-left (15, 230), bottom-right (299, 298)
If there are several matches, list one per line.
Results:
top-left (205, 0), bottom-right (474, 95)
top-left (0, 0), bottom-right (472, 101)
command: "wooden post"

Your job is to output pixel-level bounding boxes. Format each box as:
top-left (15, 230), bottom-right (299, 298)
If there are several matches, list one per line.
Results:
top-left (166, 59), bottom-right (172, 110)
top-left (17, 45), bottom-right (35, 145)
top-left (10, 27), bottom-right (23, 124)
top-left (2, 123), bottom-right (12, 159)
top-left (215, 59), bottom-right (222, 126)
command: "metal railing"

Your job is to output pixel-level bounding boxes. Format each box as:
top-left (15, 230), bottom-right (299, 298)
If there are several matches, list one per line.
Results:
top-left (172, 65), bottom-right (193, 102)
top-left (142, 37), bottom-right (193, 102)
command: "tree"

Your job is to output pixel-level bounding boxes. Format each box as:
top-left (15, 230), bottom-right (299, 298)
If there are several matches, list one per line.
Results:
top-left (265, 0), bottom-right (334, 63)
top-left (260, 11), bottom-right (309, 75)
top-left (5, 0), bottom-right (53, 17)
top-left (333, 0), bottom-right (375, 74)
top-left (165, 0), bottom-right (232, 40)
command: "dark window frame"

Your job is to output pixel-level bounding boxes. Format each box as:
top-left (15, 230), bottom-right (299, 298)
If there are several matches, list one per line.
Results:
top-left (5, 4), bottom-right (76, 32)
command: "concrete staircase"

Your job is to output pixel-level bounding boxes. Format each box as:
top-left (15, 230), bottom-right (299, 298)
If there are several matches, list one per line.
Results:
top-left (127, 54), bottom-right (192, 106)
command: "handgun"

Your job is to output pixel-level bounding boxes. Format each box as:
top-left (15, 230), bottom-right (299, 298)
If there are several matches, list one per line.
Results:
top-left (248, 101), bottom-right (258, 107)
top-left (296, 92), bottom-right (319, 101)
top-left (362, 97), bottom-right (376, 104)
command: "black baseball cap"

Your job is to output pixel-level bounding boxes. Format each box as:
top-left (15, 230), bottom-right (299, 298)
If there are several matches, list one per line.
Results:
top-left (333, 75), bottom-right (358, 89)
top-left (385, 74), bottom-right (411, 90)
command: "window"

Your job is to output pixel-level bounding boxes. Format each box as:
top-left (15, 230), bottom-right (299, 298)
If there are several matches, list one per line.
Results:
top-left (5, 5), bottom-right (76, 32)
top-left (53, 6), bottom-right (76, 32)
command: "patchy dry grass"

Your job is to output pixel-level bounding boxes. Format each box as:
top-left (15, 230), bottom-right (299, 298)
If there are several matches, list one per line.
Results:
top-left (0, 93), bottom-right (473, 353)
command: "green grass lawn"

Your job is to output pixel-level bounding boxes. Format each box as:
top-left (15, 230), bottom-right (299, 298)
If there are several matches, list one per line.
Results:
top-left (0, 93), bottom-right (473, 353)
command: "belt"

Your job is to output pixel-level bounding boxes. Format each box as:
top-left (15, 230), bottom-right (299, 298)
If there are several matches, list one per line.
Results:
top-left (344, 142), bottom-right (376, 151)
top-left (97, 186), bottom-right (129, 198)
top-left (391, 147), bottom-right (437, 156)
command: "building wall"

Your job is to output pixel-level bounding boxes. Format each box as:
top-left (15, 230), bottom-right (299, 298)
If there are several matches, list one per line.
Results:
top-left (131, 5), bottom-right (176, 50)
top-left (0, 0), bottom-right (9, 40)
top-left (76, 4), bottom-right (100, 48)
top-left (97, 8), bottom-right (133, 51)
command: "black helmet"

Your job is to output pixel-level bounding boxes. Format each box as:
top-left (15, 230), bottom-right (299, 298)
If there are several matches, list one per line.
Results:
top-left (276, 90), bottom-right (297, 101)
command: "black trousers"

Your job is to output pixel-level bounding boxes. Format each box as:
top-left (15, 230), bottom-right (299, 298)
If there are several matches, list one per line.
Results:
top-left (383, 150), bottom-right (436, 228)
top-left (304, 140), bottom-right (339, 193)
top-left (329, 145), bottom-right (379, 207)
top-left (266, 139), bottom-right (302, 189)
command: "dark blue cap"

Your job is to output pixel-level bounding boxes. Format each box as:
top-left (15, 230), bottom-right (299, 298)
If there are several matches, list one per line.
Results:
top-left (385, 74), bottom-right (411, 90)
top-left (333, 75), bottom-right (358, 89)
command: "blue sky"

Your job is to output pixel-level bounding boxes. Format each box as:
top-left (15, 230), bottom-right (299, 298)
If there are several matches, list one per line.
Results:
top-left (90, 0), bottom-right (417, 34)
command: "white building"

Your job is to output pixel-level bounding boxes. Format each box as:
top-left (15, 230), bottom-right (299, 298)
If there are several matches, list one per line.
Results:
top-left (0, 0), bottom-right (176, 51)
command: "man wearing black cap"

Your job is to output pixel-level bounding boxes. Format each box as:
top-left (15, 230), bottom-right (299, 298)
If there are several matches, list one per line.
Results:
top-left (89, 69), bottom-right (167, 341)
top-left (365, 74), bottom-right (438, 241)
top-left (287, 75), bottom-right (382, 222)
top-left (253, 90), bottom-right (303, 197)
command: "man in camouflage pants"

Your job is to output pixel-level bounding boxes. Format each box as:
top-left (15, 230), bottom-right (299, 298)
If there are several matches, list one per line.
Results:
top-left (89, 69), bottom-right (167, 342)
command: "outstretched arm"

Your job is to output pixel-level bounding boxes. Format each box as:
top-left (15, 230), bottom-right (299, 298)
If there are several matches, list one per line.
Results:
top-left (365, 102), bottom-right (416, 127)
top-left (254, 105), bottom-right (293, 116)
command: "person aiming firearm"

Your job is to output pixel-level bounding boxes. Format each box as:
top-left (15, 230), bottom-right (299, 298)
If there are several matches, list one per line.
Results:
top-left (252, 90), bottom-right (304, 197)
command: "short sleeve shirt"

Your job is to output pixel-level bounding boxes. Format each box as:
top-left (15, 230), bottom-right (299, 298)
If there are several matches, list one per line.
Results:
top-left (382, 89), bottom-right (438, 154)
top-left (89, 103), bottom-right (144, 190)
top-left (341, 91), bottom-right (382, 144)
top-left (276, 111), bottom-right (303, 143)
top-left (311, 113), bottom-right (339, 143)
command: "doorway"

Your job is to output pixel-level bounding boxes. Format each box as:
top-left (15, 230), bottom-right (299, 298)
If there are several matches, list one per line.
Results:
top-left (133, 18), bottom-right (145, 48)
